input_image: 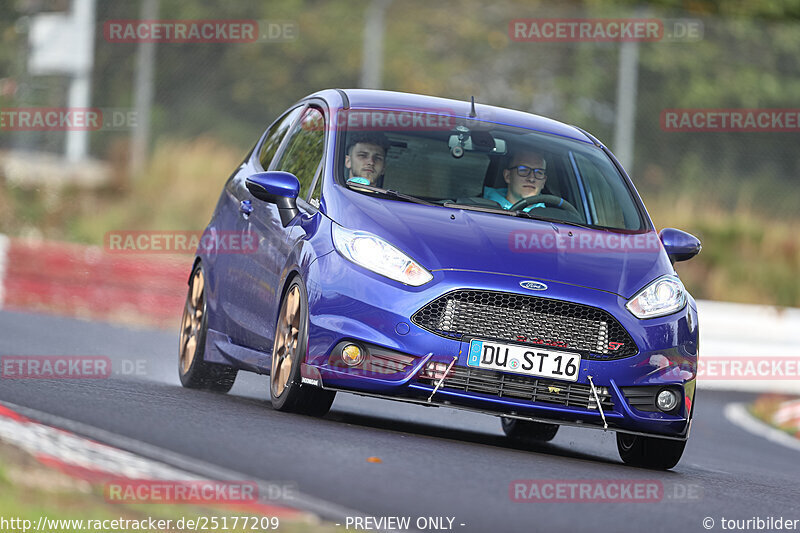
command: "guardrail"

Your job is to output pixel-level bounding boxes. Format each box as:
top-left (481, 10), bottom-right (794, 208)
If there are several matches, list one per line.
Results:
top-left (0, 234), bottom-right (796, 393)
top-left (0, 235), bottom-right (188, 328)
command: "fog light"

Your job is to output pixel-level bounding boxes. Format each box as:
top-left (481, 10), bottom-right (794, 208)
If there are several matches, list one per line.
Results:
top-left (656, 389), bottom-right (678, 412)
top-left (341, 344), bottom-right (364, 366)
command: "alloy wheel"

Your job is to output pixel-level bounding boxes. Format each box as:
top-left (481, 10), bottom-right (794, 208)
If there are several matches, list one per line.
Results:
top-left (179, 268), bottom-right (204, 375)
top-left (271, 284), bottom-right (301, 397)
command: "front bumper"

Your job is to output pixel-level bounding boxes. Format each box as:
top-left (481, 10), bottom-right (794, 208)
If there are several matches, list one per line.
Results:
top-left (303, 252), bottom-right (698, 439)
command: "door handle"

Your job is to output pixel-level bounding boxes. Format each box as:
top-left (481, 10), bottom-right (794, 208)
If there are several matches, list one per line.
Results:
top-left (239, 200), bottom-right (253, 216)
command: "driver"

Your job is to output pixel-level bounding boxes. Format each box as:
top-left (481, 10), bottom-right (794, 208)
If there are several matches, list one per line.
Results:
top-left (484, 149), bottom-right (547, 211)
top-left (345, 132), bottom-right (390, 186)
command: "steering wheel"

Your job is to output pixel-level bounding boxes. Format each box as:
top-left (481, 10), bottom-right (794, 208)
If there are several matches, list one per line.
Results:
top-left (509, 194), bottom-right (580, 216)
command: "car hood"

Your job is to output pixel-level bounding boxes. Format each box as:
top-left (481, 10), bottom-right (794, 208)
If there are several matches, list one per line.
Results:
top-left (324, 188), bottom-right (673, 299)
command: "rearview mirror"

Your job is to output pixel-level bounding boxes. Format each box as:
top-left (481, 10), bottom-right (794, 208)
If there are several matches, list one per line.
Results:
top-left (659, 228), bottom-right (701, 263)
top-left (448, 133), bottom-right (506, 154)
top-left (245, 171), bottom-right (300, 227)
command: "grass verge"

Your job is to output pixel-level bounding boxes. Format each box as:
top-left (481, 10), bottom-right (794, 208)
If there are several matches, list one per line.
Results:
top-left (0, 439), bottom-right (342, 533)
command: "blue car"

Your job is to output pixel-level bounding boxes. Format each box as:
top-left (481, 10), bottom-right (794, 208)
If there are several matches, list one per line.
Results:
top-left (178, 89), bottom-right (701, 469)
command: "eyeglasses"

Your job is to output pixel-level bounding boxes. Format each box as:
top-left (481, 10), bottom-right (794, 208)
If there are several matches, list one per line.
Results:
top-left (508, 165), bottom-right (546, 180)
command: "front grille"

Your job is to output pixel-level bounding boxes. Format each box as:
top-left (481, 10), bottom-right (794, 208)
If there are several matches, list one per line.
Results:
top-left (417, 364), bottom-right (614, 410)
top-left (411, 289), bottom-right (638, 360)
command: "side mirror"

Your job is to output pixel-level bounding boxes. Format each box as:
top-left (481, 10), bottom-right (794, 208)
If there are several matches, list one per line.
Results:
top-left (659, 228), bottom-right (701, 263)
top-left (245, 171), bottom-right (300, 227)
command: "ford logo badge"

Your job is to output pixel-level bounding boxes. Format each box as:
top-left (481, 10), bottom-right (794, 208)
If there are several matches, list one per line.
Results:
top-left (520, 280), bottom-right (548, 291)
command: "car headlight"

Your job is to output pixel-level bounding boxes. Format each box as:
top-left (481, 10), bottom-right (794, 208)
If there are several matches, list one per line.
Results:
top-left (626, 275), bottom-right (687, 319)
top-left (332, 224), bottom-right (433, 286)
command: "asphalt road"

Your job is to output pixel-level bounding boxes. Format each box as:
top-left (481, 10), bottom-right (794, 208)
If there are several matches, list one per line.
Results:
top-left (1, 309), bottom-right (798, 533)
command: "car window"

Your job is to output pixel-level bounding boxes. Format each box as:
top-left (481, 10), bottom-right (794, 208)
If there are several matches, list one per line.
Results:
top-left (382, 138), bottom-right (488, 198)
top-left (337, 109), bottom-right (646, 231)
top-left (258, 106), bottom-right (303, 170)
top-left (274, 107), bottom-right (326, 199)
top-left (308, 161), bottom-right (323, 206)
top-left (575, 154), bottom-right (625, 227)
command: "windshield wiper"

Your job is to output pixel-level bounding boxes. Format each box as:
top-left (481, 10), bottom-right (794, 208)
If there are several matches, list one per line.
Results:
top-left (345, 182), bottom-right (437, 206)
top-left (514, 211), bottom-right (609, 231)
top-left (444, 202), bottom-right (609, 230)
top-left (441, 202), bottom-right (519, 217)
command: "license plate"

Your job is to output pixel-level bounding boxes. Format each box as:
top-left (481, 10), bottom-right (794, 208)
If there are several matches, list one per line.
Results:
top-left (466, 339), bottom-right (581, 382)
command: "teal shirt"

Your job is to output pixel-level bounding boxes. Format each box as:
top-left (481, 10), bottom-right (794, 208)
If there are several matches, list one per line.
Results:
top-left (483, 187), bottom-right (544, 212)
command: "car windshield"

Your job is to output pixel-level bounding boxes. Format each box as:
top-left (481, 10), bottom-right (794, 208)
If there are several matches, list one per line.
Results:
top-left (337, 109), bottom-right (647, 231)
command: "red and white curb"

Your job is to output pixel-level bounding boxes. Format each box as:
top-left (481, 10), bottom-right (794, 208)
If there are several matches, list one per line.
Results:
top-left (724, 402), bottom-right (800, 453)
top-left (0, 401), bottom-right (364, 523)
top-left (0, 403), bottom-right (197, 481)
top-left (773, 399), bottom-right (800, 428)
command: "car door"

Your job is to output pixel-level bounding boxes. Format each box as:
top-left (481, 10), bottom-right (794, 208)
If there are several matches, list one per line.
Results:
top-left (217, 105), bottom-right (304, 347)
top-left (234, 104), bottom-right (327, 352)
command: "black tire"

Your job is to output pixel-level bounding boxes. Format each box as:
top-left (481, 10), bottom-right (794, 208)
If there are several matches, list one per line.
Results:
top-left (178, 263), bottom-right (238, 392)
top-left (269, 277), bottom-right (335, 416)
top-left (616, 432), bottom-right (686, 470)
top-left (501, 417), bottom-right (559, 443)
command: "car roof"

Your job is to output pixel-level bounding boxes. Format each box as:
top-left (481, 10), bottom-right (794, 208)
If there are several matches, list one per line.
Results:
top-left (306, 88), bottom-right (594, 144)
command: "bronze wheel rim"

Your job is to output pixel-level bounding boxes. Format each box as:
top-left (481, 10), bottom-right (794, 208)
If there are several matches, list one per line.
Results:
top-left (179, 268), bottom-right (204, 374)
top-left (271, 285), bottom-right (301, 398)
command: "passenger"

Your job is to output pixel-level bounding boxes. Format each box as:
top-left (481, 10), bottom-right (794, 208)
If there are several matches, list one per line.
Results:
top-left (484, 149), bottom-right (547, 210)
top-left (345, 132), bottom-right (391, 186)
